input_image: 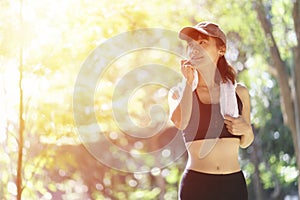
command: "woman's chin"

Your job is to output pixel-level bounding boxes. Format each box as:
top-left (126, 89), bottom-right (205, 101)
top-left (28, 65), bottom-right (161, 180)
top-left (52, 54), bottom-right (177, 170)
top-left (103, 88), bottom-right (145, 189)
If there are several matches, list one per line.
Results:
top-left (192, 58), bottom-right (213, 67)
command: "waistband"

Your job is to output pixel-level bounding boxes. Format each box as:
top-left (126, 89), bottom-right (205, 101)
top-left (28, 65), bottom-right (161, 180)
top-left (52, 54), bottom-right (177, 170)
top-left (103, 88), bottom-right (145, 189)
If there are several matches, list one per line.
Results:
top-left (184, 169), bottom-right (243, 177)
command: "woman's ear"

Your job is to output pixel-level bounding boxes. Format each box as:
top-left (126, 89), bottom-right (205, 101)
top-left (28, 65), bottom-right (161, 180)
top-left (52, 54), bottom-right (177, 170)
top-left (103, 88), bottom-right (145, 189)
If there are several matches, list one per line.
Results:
top-left (218, 46), bottom-right (226, 56)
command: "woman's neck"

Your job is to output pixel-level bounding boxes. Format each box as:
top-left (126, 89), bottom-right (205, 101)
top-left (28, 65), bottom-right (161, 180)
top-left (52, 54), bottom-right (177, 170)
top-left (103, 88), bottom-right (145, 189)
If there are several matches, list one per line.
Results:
top-left (197, 70), bottom-right (218, 89)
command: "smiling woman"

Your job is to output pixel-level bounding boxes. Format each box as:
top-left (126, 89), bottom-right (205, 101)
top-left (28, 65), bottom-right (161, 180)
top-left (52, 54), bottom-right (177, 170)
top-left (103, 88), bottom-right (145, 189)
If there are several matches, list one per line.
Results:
top-left (169, 21), bottom-right (254, 200)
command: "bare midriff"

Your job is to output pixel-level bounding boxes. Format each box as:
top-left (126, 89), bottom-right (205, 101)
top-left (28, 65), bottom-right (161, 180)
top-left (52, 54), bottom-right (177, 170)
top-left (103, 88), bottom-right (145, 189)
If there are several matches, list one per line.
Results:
top-left (185, 137), bottom-right (241, 174)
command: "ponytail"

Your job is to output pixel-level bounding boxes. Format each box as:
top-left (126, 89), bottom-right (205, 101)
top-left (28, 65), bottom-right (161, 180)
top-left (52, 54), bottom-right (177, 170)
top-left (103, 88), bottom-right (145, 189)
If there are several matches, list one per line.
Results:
top-left (215, 37), bottom-right (236, 84)
top-left (216, 56), bottom-right (236, 84)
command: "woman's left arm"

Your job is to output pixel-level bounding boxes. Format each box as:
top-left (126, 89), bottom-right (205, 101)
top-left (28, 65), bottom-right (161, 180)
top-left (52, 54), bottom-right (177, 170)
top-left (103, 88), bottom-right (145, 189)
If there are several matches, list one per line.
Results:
top-left (224, 84), bottom-right (254, 148)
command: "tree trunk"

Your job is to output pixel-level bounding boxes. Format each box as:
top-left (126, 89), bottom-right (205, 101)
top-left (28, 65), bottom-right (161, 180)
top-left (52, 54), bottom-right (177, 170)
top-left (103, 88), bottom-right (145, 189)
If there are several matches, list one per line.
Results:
top-left (16, 41), bottom-right (24, 200)
top-left (250, 127), bottom-right (264, 200)
top-left (254, 0), bottom-right (300, 196)
top-left (292, 0), bottom-right (300, 196)
top-left (16, 0), bottom-right (24, 199)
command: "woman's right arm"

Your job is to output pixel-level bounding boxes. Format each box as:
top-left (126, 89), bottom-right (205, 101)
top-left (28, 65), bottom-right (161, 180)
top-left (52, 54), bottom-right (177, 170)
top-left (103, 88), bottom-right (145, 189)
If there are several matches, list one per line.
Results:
top-left (168, 60), bottom-right (195, 130)
top-left (168, 81), bottom-right (193, 129)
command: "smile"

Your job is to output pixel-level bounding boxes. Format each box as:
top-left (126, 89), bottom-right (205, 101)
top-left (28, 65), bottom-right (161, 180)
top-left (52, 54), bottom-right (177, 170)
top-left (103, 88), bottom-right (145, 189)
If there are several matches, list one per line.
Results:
top-left (191, 56), bottom-right (204, 60)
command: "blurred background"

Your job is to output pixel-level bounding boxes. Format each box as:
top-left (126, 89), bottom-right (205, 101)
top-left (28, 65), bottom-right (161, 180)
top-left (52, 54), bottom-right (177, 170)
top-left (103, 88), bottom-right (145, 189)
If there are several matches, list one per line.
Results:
top-left (1, 0), bottom-right (300, 199)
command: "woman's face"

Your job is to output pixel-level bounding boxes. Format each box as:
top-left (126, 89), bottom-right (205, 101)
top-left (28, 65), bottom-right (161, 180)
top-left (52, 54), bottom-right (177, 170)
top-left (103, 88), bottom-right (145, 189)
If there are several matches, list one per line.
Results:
top-left (186, 34), bottom-right (221, 68)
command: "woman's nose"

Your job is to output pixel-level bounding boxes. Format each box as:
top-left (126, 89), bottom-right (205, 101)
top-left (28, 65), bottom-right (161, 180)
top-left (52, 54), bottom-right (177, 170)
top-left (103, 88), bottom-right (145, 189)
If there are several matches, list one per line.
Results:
top-left (189, 48), bottom-right (200, 57)
top-left (192, 48), bottom-right (200, 55)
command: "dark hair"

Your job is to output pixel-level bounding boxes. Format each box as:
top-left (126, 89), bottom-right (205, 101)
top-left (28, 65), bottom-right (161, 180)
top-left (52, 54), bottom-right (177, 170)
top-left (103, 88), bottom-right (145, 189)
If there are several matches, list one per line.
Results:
top-left (185, 30), bottom-right (236, 84)
top-left (215, 38), bottom-right (236, 84)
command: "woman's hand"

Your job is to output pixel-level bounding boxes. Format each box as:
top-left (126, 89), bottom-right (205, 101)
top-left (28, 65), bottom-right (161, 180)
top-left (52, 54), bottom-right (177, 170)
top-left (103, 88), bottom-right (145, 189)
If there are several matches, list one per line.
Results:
top-left (224, 115), bottom-right (251, 136)
top-left (181, 59), bottom-right (195, 87)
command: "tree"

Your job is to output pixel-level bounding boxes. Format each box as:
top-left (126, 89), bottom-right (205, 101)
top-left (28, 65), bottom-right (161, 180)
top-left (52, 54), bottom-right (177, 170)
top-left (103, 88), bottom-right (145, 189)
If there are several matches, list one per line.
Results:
top-left (253, 0), bottom-right (300, 195)
top-left (17, 5), bottom-right (24, 199)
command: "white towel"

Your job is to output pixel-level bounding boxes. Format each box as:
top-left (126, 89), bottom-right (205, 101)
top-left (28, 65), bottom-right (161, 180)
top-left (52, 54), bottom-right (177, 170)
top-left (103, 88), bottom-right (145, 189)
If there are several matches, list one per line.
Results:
top-left (219, 80), bottom-right (239, 118)
top-left (192, 69), bottom-right (239, 118)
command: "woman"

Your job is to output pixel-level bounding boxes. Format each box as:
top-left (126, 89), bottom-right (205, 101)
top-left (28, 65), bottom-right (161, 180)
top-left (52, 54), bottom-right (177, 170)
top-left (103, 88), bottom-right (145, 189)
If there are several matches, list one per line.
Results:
top-left (168, 22), bottom-right (254, 200)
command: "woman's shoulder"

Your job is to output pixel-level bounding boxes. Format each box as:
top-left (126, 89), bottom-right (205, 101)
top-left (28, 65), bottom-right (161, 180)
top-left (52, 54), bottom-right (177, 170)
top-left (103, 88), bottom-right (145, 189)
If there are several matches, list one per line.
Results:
top-left (235, 83), bottom-right (250, 103)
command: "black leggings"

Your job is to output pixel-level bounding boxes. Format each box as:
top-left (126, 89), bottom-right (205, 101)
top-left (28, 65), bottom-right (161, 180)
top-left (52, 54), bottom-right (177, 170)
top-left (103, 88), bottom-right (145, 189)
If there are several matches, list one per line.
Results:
top-left (179, 170), bottom-right (248, 200)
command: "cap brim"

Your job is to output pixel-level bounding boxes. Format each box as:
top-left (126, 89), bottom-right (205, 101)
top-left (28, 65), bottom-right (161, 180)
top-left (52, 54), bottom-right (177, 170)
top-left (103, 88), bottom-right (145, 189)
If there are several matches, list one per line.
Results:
top-left (179, 26), bottom-right (211, 40)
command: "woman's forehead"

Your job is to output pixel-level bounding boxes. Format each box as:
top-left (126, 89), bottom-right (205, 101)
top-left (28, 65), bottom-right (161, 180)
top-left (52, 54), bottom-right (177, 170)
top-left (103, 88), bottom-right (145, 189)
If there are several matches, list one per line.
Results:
top-left (186, 34), bottom-right (210, 43)
top-left (197, 34), bottom-right (209, 40)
